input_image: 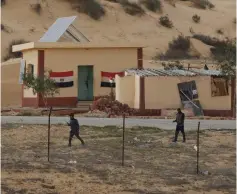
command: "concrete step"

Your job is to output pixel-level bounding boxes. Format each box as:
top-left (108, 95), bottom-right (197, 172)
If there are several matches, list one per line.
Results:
top-left (77, 101), bottom-right (93, 110)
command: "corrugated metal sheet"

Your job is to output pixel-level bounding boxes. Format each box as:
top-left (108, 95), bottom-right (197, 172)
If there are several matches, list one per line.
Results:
top-left (125, 68), bottom-right (222, 77)
top-left (39, 16), bottom-right (77, 42)
top-left (189, 69), bottom-right (222, 76)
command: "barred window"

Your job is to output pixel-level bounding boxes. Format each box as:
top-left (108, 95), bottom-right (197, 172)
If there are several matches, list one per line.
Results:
top-left (211, 76), bottom-right (229, 97)
top-left (27, 64), bottom-right (34, 75)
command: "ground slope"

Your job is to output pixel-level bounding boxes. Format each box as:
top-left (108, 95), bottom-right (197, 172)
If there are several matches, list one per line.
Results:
top-left (1, 0), bottom-right (236, 60)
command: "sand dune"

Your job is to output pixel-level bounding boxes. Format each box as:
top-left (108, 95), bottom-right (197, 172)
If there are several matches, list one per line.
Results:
top-left (1, 0), bottom-right (236, 59)
top-left (1, 0), bottom-right (235, 107)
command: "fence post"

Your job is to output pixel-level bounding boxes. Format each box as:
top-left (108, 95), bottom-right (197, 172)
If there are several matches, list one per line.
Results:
top-left (122, 114), bottom-right (125, 166)
top-left (197, 121), bottom-right (200, 174)
top-left (48, 106), bottom-right (52, 162)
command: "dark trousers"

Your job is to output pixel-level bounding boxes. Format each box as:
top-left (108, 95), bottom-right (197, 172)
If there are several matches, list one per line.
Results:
top-left (69, 131), bottom-right (85, 146)
top-left (174, 125), bottom-right (186, 142)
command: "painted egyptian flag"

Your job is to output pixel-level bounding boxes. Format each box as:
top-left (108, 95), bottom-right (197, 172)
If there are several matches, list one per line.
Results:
top-left (50, 71), bottom-right (74, 88)
top-left (101, 71), bottom-right (124, 87)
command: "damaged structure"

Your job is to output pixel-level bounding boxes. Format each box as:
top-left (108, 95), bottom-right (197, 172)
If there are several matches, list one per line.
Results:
top-left (115, 68), bottom-right (235, 117)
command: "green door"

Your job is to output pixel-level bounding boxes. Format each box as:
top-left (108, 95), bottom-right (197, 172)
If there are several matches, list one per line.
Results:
top-left (78, 66), bottom-right (94, 101)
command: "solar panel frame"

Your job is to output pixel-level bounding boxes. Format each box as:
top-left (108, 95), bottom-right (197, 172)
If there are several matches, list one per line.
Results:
top-left (39, 16), bottom-right (77, 42)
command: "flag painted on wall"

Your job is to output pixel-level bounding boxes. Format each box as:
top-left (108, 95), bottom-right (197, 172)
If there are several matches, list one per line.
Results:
top-left (50, 71), bottom-right (74, 88)
top-left (101, 71), bottom-right (124, 87)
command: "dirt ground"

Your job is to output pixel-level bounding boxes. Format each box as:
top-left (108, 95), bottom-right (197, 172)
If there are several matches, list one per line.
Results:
top-left (1, 124), bottom-right (236, 194)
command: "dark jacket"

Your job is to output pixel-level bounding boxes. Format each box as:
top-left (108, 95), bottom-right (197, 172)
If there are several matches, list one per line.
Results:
top-left (68, 118), bottom-right (80, 133)
top-left (175, 112), bottom-right (185, 126)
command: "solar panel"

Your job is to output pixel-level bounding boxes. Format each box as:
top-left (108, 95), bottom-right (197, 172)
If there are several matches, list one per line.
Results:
top-left (39, 16), bottom-right (77, 42)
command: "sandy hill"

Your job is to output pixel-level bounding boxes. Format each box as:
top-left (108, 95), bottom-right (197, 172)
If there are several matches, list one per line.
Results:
top-left (1, 0), bottom-right (236, 61)
top-left (0, 0), bottom-right (236, 108)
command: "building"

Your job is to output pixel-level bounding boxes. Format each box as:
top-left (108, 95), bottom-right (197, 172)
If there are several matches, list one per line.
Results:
top-left (115, 68), bottom-right (236, 117)
top-left (1, 58), bottom-right (22, 107)
top-left (12, 42), bottom-right (144, 108)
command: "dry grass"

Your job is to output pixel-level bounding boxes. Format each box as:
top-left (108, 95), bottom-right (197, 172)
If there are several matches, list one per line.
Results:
top-left (2, 124), bottom-right (236, 194)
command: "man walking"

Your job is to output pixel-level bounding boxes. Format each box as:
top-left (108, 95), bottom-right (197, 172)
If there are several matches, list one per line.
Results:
top-left (67, 113), bottom-right (85, 147)
top-left (173, 108), bottom-right (186, 143)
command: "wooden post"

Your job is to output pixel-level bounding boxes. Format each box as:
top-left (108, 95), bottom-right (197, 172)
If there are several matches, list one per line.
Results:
top-left (197, 121), bottom-right (200, 174)
top-left (48, 106), bottom-right (52, 162)
top-left (122, 114), bottom-right (125, 166)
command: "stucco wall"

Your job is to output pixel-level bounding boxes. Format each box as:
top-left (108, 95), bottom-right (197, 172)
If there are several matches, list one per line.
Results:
top-left (23, 50), bottom-right (38, 98)
top-left (134, 75), bottom-right (140, 109)
top-left (145, 76), bottom-right (231, 110)
top-left (115, 75), bottom-right (135, 107)
top-left (44, 48), bottom-right (138, 98)
top-left (1, 61), bottom-right (22, 107)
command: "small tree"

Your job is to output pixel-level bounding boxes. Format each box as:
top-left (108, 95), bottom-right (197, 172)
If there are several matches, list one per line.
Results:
top-left (22, 71), bottom-right (59, 161)
top-left (214, 39), bottom-right (236, 117)
top-left (214, 39), bottom-right (236, 78)
top-left (22, 71), bottom-right (59, 107)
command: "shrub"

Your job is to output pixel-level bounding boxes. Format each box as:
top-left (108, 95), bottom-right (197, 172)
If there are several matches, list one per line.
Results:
top-left (162, 61), bottom-right (184, 70)
top-left (154, 35), bottom-right (194, 60)
top-left (159, 15), bottom-right (173, 28)
top-left (120, 0), bottom-right (145, 16)
top-left (216, 28), bottom-right (224, 35)
top-left (169, 35), bottom-right (191, 51)
top-left (1, 0), bottom-right (6, 6)
top-left (3, 39), bottom-right (29, 61)
top-left (30, 3), bottom-right (42, 15)
top-left (67, 0), bottom-right (105, 20)
top-left (192, 14), bottom-right (200, 23)
top-left (192, 34), bottom-right (234, 61)
top-left (105, 0), bottom-right (119, 2)
top-left (141, 0), bottom-right (162, 12)
top-left (1, 24), bottom-right (5, 31)
top-left (191, 0), bottom-right (214, 9)
top-left (192, 34), bottom-right (227, 47)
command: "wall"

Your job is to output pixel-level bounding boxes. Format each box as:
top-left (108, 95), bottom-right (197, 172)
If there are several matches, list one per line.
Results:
top-left (115, 75), bottom-right (135, 107)
top-left (23, 50), bottom-right (38, 98)
top-left (1, 61), bottom-right (22, 107)
top-left (134, 75), bottom-right (141, 109)
top-left (44, 48), bottom-right (138, 99)
top-left (145, 76), bottom-right (231, 110)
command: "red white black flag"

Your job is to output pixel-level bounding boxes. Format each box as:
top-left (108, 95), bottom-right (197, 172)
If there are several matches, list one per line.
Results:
top-left (50, 71), bottom-right (74, 88)
top-left (101, 71), bottom-right (124, 87)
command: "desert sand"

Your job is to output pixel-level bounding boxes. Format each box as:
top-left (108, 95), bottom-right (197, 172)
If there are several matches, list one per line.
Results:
top-left (1, 0), bottom-right (236, 107)
top-left (1, 0), bottom-right (236, 59)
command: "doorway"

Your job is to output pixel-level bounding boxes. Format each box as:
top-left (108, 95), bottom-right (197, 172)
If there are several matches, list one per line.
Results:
top-left (78, 66), bottom-right (94, 101)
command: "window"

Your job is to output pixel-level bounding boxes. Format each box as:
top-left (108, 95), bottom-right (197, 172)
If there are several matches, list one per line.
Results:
top-left (27, 64), bottom-right (34, 75)
top-left (211, 76), bottom-right (229, 97)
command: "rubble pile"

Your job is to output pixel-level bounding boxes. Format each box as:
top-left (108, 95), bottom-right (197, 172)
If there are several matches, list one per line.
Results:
top-left (91, 95), bottom-right (139, 116)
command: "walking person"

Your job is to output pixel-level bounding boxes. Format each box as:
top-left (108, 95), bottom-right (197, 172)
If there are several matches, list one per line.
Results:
top-left (67, 113), bottom-right (85, 147)
top-left (173, 108), bottom-right (186, 143)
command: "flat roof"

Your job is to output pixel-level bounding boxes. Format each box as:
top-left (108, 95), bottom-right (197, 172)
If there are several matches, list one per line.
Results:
top-left (12, 42), bottom-right (145, 52)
